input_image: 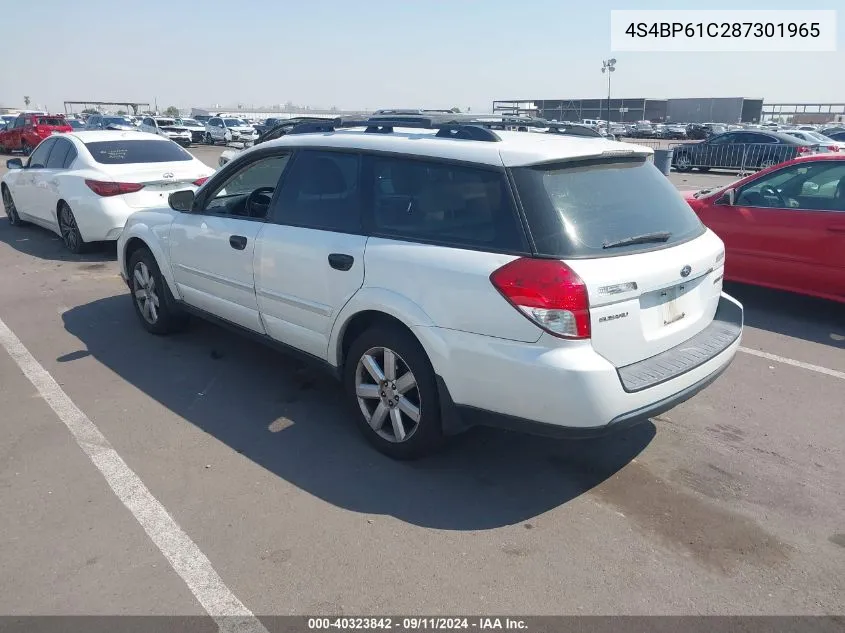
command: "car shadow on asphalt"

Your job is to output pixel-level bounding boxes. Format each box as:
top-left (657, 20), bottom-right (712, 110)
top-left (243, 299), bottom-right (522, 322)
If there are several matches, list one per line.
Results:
top-left (0, 217), bottom-right (117, 262)
top-left (62, 295), bottom-right (656, 531)
top-left (725, 282), bottom-right (845, 350)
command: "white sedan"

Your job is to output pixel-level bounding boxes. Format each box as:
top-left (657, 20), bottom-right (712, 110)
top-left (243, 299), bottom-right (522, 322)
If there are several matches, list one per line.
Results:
top-left (1, 131), bottom-right (212, 253)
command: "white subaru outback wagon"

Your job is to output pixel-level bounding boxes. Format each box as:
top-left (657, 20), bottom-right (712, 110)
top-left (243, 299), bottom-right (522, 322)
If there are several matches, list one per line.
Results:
top-left (117, 116), bottom-right (743, 459)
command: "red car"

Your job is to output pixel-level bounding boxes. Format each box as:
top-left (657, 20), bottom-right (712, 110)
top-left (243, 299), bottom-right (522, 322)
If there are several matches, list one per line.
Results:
top-left (684, 154), bottom-right (845, 303)
top-left (0, 113), bottom-right (72, 155)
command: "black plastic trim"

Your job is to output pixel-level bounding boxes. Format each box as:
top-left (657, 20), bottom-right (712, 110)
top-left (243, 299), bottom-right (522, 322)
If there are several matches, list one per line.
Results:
top-left (617, 296), bottom-right (742, 393)
top-left (175, 301), bottom-right (341, 381)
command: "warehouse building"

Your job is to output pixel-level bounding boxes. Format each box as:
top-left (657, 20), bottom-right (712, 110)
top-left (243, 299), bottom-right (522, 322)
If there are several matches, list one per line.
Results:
top-left (493, 97), bottom-right (764, 124)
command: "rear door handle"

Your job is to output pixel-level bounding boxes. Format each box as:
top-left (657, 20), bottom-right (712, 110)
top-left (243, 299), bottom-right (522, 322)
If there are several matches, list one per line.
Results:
top-left (328, 253), bottom-right (354, 271)
top-left (229, 235), bottom-right (247, 250)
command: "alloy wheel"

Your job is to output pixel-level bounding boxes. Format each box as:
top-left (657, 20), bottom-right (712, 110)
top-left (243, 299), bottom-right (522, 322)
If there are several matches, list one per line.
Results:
top-left (3, 188), bottom-right (21, 225)
top-left (132, 261), bottom-right (160, 325)
top-left (675, 153), bottom-right (691, 170)
top-left (355, 346), bottom-right (421, 443)
top-left (58, 206), bottom-right (81, 252)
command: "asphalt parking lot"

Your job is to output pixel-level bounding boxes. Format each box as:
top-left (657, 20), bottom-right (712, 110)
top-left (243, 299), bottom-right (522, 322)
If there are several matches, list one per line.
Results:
top-left (0, 144), bottom-right (843, 620)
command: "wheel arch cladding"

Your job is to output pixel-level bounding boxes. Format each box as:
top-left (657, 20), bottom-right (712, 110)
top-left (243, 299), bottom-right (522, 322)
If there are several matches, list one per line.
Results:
top-left (338, 311), bottom-right (416, 370)
top-left (123, 235), bottom-right (181, 300)
top-left (123, 237), bottom-right (149, 277)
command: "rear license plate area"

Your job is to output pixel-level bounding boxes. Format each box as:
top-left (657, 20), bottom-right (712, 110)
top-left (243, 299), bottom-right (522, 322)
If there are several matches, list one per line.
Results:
top-left (659, 283), bottom-right (688, 326)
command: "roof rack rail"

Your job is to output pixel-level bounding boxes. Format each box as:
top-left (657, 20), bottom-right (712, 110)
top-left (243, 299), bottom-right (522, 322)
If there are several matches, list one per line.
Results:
top-left (287, 115), bottom-right (502, 142)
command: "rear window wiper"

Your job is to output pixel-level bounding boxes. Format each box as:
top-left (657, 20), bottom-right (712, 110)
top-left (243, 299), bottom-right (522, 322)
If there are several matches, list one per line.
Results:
top-left (603, 231), bottom-right (672, 249)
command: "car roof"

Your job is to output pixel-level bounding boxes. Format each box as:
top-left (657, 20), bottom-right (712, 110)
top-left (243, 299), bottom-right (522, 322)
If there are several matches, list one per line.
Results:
top-left (260, 128), bottom-right (653, 167)
top-left (67, 130), bottom-right (168, 143)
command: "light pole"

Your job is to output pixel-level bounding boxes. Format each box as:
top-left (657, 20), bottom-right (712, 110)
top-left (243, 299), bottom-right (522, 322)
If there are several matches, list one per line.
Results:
top-left (601, 58), bottom-right (616, 129)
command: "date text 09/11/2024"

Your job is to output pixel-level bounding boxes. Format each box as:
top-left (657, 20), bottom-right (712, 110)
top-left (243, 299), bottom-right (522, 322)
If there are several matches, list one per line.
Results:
top-left (307, 618), bottom-right (528, 630)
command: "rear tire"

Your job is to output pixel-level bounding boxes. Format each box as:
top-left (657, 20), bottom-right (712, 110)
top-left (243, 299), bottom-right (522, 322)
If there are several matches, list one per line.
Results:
top-left (344, 324), bottom-right (443, 459)
top-left (128, 248), bottom-right (187, 335)
top-left (57, 203), bottom-right (87, 254)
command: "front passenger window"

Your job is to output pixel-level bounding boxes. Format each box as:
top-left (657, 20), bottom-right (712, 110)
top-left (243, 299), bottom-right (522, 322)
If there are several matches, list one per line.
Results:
top-left (204, 154), bottom-right (291, 218)
top-left (274, 150), bottom-right (362, 233)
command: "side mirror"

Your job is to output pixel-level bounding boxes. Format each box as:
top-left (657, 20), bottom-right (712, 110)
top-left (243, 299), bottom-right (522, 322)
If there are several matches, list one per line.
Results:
top-left (715, 188), bottom-right (735, 206)
top-left (168, 189), bottom-right (195, 212)
top-left (6, 158), bottom-right (23, 170)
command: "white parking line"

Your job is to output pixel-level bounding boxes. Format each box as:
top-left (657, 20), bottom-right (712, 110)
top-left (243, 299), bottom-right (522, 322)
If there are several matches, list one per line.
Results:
top-left (739, 346), bottom-right (845, 381)
top-left (0, 317), bottom-right (268, 633)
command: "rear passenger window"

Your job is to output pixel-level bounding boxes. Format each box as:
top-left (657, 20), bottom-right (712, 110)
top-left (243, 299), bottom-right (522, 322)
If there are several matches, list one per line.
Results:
top-left (275, 150), bottom-right (361, 232)
top-left (366, 156), bottom-right (526, 251)
top-left (46, 140), bottom-right (71, 169)
top-left (63, 145), bottom-right (78, 169)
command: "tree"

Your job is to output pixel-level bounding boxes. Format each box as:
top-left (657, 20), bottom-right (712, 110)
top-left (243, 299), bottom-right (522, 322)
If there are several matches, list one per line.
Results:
top-left (450, 107), bottom-right (461, 113)
top-left (117, 109), bottom-right (126, 115)
top-left (82, 108), bottom-right (99, 115)
top-left (24, 96), bottom-right (31, 107)
top-left (164, 106), bottom-right (180, 117)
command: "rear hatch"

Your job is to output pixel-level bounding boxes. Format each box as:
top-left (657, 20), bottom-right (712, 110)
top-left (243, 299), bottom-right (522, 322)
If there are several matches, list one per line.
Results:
top-left (83, 138), bottom-right (209, 208)
top-left (510, 155), bottom-right (725, 367)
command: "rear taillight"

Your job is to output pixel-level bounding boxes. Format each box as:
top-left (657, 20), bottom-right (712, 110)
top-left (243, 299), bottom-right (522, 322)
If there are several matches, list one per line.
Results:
top-left (34, 125), bottom-right (50, 135)
top-left (797, 146), bottom-right (812, 154)
top-left (193, 177), bottom-right (209, 186)
top-left (490, 257), bottom-right (590, 339)
top-left (828, 145), bottom-right (840, 152)
top-left (85, 179), bottom-right (144, 197)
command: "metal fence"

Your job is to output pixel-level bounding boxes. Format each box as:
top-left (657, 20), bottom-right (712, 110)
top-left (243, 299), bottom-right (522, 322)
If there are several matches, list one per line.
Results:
top-left (666, 142), bottom-right (803, 176)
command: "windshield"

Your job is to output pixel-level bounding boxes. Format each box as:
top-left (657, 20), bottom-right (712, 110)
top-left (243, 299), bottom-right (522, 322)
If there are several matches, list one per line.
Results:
top-left (179, 119), bottom-right (200, 126)
top-left (85, 140), bottom-right (194, 164)
top-left (155, 119), bottom-right (177, 127)
top-left (224, 118), bottom-right (247, 127)
top-left (103, 117), bottom-right (134, 126)
top-left (511, 158), bottom-right (705, 258)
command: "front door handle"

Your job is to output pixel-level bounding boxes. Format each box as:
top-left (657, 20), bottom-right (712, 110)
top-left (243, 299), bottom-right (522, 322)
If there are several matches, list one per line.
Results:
top-left (826, 226), bottom-right (845, 234)
top-left (229, 235), bottom-right (247, 250)
top-left (328, 253), bottom-right (354, 271)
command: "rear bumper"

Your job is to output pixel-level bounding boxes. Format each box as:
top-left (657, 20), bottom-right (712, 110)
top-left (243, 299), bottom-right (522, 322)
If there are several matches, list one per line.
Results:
top-left (427, 292), bottom-right (743, 438)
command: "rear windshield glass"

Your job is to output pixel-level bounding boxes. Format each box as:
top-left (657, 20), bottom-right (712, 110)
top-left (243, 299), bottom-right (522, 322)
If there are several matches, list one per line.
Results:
top-left (511, 158), bottom-right (705, 258)
top-left (85, 140), bottom-right (193, 164)
top-left (103, 117), bottom-right (134, 126)
top-left (224, 119), bottom-right (245, 126)
top-left (36, 117), bottom-right (66, 126)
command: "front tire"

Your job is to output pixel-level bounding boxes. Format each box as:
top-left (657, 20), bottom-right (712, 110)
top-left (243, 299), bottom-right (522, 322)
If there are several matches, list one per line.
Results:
top-left (205, 132), bottom-right (214, 145)
top-left (2, 186), bottom-right (24, 226)
top-left (57, 203), bottom-right (86, 253)
top-left (344, 325), bottom-right (442, 459)
top-left (21, 142), bottom-right (33, 156)
top-left (128, 248), bottom-right (187, 335)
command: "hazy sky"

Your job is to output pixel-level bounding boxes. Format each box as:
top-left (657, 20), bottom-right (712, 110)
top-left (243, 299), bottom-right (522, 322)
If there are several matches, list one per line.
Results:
top-left (1, 0), bottom-right (842, 113)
